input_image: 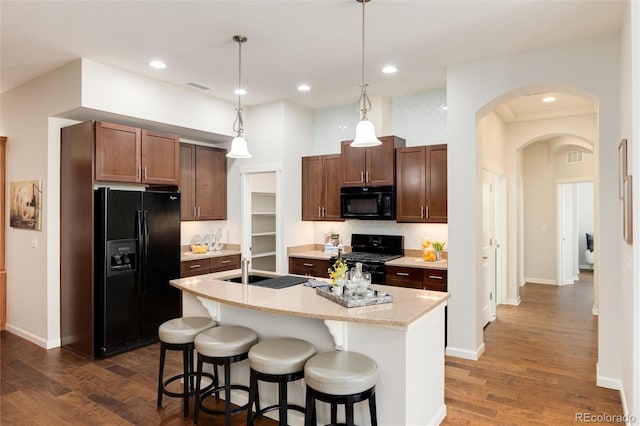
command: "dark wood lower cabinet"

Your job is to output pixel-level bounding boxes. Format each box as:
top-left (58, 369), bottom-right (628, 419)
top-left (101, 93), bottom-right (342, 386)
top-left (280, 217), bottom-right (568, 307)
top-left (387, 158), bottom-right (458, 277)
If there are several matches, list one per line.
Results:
top-left (180, 254), bottom-right (240, 278)
top-left (289, 257), bottom-right (330, 278)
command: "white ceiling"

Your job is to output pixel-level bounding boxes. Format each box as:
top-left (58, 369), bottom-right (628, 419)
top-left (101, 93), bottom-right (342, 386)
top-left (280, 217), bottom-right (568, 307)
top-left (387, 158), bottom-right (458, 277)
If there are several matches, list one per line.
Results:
top-left (0, 0), bottom-right (625, 113)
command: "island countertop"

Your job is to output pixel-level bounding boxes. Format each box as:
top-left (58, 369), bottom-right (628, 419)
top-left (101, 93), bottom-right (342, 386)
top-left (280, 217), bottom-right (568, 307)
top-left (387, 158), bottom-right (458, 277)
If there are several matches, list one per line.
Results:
top-left (170, 269), bottom-right (449, 329)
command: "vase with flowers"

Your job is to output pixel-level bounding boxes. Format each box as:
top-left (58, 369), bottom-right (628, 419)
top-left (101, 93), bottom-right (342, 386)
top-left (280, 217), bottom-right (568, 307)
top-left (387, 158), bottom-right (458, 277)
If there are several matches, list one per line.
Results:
top-left (422, 240), bottom-right (446, 261)
top-left (328, 250), bottom-right (348, 295)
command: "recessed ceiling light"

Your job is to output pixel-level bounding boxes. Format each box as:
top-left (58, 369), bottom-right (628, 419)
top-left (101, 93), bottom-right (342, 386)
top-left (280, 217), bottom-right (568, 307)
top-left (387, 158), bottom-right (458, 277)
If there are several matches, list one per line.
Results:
top-left (297, 84), bottom-right (311, 92)
top-left (542, 96), bottom-right (557, 103)
top-left (234, 88), bottom-right (247, 96)
top-left (149, 60), bottom-right (166, 69)
top-left (382, 65), bottom-right (397, 74)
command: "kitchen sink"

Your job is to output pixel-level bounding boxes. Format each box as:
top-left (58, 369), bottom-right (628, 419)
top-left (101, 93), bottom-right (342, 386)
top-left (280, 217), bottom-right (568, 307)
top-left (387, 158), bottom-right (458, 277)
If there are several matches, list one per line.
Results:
top-left (225, 275), bottom-right (272, 284)
top-left (224, 274), bottom-right (309, 289)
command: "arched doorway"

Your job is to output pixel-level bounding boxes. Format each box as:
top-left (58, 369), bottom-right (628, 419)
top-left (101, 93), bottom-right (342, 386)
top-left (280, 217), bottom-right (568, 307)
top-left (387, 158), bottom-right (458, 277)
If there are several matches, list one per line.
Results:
top-left (476, 88), bottom-right (598, 326)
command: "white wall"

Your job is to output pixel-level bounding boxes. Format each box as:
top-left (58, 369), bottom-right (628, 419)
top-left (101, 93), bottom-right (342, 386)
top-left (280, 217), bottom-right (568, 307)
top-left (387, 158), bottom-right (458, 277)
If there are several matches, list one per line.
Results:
top-left (478, 111), bottom-right (506, 174)
top-left (522, 142), bottom-right (556, 284)
top-left (619, 0), bottom-right (640, 418)
top-left (447, 35), bottom-right (621, 378)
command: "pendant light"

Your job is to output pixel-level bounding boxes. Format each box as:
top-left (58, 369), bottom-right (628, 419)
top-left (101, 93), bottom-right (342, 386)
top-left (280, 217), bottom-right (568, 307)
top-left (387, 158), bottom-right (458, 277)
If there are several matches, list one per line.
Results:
top-left (227, 35), bottom-right (252, 158)
top-left (351, 0), bottom-right (381, 148)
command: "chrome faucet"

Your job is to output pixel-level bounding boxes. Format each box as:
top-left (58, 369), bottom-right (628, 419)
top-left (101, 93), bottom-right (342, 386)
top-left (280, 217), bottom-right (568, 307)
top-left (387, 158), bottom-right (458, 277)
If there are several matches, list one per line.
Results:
top-left (241, 257), bottom-right (250, 285)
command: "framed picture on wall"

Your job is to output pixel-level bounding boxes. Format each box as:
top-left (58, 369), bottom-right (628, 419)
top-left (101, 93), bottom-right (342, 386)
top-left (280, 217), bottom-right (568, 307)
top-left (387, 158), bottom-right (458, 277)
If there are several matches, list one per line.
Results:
top-left (619, 138), bottom-right (628, 199)
top-left (9, 179), bottom-right (43, 231)
top-left (623, 175), bottom-right (633, 244)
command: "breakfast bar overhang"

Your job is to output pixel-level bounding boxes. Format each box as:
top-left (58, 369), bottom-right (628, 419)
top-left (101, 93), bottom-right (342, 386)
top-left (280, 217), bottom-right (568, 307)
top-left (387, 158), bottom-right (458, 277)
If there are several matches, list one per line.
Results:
top-left (171, 270), bottom-right (449, 426)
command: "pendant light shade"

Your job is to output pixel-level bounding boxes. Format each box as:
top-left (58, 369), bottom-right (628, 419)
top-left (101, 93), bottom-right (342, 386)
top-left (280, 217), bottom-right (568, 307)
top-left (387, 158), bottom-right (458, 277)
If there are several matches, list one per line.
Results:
top-left (351, 0), bottom-right (381, 148)
top-left (227, 135), bottom-right (251, 158)
top-left (227, 35), bottom-right (252, 159)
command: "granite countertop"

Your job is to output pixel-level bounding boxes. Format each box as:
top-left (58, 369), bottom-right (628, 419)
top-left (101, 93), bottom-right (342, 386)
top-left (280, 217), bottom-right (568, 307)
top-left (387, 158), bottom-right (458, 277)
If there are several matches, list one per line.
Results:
top-left (385, 257), bottom-right (448, 270)
top-left (288, 249), bottom-right (448, 270)
top-left (170, 269), bottom-right (449, 328)
top-left (181, 249), bottom-right (242, 262)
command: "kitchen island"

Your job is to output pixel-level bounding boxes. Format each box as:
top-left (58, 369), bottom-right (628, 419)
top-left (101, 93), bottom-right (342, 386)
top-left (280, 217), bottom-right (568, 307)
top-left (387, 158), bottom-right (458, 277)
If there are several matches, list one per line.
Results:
top-left (170, 269), bottom-right (449, 425)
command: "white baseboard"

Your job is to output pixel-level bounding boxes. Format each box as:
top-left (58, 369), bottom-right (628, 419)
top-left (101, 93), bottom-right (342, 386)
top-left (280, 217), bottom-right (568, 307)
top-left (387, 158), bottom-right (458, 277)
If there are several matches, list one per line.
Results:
top-left (4, 324), bottom-right (60, 349)
top-left (596, 363), bottom-right (623, 390)
top-left (428, 404), bottom-right (447, 426)
top-left (504, 297), bottom-right (521, 306)
top-left (618, 386), bottom-right (630, 424)
top-left (579, 264), bottom-right (594, 270)
top-left (446, 342), bottom-right (485, 360)
top-left (524, 277), bottom-right (558, 285)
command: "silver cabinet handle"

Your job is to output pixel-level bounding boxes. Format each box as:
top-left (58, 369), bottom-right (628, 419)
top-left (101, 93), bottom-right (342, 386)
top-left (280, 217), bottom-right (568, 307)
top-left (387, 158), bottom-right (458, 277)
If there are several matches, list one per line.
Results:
top-left (189, 264), bottom-right (201, 269)
top-left (197, 206), bottom-right (201, 217)
top-left (421, 206), bottom-right (424, 218)
top-left (303, 263), bottom-right (314, 267)
top-left (222, 260), bottom-right (231, 264)
top-left (360, 171), bottom-right (364, 183)
top-left (193, 206), bottom-right (197, 217)
top-left (427, 275), bottom-right (443, 280)
top-left (425, 206), bottom-right (429, 218)
top-left (396, 272), bottom-right (410, 276)
top-left (318, 206), bottom-right (322, 217)
top-left (365, 171), bottom-right (369, 183)
top-left (144, 165), bottom-right (147, 179)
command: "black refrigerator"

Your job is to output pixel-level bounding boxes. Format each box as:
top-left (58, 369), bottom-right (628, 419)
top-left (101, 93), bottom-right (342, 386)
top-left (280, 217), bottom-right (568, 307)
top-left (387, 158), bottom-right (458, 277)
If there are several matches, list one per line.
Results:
top-left (94, 188), bottom-right (181, 357)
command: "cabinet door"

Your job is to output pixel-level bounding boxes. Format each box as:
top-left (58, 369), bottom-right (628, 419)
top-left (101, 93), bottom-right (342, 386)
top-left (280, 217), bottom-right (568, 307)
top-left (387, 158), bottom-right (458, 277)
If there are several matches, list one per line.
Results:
top-left (180, 259), bottom-right (210, 277)
top-left (302, 156), bottom-right (324, 220)
top-left (210, 254), bottom-right (241, 272)
top-left (141, 130), bottom-right (180, 185)
top-left (340, 141), bottom-right (366, 186)
top-left (365, 136), bottom-right (397, 186)
top-left (179, 144), bottom-right (196, 220)
top-left (322, 154), bottom-right (343, 220)
top-left (385, 266), bottom-right (423, 289)
top-left (95, 122), bottom-right (141, 182)
top-left (396, 146), bottom-right (427, 222)
top-left (425, 144), bottom-right (447, 223)
top-left (289, 257), bottom-right (329, 278)
top-left (423, 268), bottom-right (447, 292)
top-left (195, 146), bottom-right (227, 220)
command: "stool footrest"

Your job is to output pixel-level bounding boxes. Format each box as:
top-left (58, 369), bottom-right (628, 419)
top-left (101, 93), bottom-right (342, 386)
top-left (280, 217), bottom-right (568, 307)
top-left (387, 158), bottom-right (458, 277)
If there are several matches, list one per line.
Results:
top-left (250, 403), bottom-right (305, 420)
top-left (161, 371), bottom-right (214, 399)
top-left (198, 384), bottom-right (250, 416)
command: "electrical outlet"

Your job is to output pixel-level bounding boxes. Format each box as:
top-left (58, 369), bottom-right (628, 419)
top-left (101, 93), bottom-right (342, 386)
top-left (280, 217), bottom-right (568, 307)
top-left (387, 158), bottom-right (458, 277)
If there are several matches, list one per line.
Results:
top-left (31, 236), bottom-right (38, 248)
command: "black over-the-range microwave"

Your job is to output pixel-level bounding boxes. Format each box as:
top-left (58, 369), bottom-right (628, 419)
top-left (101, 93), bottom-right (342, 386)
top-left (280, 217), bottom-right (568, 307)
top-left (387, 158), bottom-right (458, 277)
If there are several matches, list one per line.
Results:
top-left (340, 186), bottom-right (395, 220)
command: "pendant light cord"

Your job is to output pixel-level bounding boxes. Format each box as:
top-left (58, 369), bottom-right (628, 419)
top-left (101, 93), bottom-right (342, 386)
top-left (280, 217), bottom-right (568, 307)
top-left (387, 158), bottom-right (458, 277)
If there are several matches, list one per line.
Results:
top-left (234, 37), bottom-right (244, 136)
top-left (357, 0), bottom-right (371, 121)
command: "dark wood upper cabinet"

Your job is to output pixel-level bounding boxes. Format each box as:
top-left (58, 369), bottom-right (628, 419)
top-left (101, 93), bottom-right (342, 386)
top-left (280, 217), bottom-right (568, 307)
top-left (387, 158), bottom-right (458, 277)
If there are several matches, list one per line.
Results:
top-left (95, 122), bottom-right (141, 182)
top-left (95, 122), bottom-right (179, 185)
top-left (302, 154), bottom-right (343, 221)
top-left (180, 143), bottom-right (227, 221)
top-left (341, 136), bottom-right (405, 187)
top-left (141, 130), bottom-right (180, 185)
top-left (396, 144), bottom-right (447, 223)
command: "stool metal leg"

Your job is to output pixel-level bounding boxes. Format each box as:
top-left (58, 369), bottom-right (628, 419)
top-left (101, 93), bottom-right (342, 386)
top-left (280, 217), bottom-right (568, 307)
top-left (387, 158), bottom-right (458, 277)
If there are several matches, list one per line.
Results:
top-left (304, 388), bottom-right (315, 426)
top-left (182, 346), bottom-right (189, 418)
top-left (157, 344), bottom-right (166, 408)
top-left (194, 355), bottom-right (204, 425)
top-left (345, 400), bottom-right (354, 426)
top-left (330, 403), bottom-right (337, 424)
top-left (247, 370), bottom-right (258, 426)
top-left (279, 379), bottom-right (288, 426)
top-left (369, 392), bottom-right (377, 426)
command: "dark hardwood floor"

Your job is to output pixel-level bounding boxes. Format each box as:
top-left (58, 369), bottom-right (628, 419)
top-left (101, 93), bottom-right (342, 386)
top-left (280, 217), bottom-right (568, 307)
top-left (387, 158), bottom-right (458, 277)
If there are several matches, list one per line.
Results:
top-left (1, 270), bottom-right (622, 425)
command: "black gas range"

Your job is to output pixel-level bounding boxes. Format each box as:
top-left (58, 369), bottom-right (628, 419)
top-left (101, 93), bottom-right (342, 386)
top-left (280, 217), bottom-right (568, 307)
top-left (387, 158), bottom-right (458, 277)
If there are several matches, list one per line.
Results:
top-left (329, 234), bottom-right (404, 285)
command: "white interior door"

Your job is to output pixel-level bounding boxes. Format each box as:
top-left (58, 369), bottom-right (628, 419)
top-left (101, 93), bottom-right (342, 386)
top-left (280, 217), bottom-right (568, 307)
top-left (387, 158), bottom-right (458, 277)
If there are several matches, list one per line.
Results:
top-left (482, 170), bottom-right (496, 326)
top-left (558, 183), bottom-right (575, 285)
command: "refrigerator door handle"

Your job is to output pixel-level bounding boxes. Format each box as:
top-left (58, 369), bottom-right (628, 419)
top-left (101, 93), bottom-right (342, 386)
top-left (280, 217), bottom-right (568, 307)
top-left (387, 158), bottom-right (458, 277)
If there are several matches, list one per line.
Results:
top-left (136, 210), bottom-right (144, 295)
top-left (142, 210), bottom-right (149, 294)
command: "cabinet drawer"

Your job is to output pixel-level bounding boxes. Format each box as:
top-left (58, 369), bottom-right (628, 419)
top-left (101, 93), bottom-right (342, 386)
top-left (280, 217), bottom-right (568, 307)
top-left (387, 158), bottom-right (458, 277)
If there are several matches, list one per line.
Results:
top-left (180, 259), bottom-right (210, 277)
top-left (210, 255), bottom-right (241, 271)
top-left (289, 257), bottom-right (329, 278)
top-left (385, 266), bottom-right (423, 289)
top-left (423, 269), bottom-right (447, 292)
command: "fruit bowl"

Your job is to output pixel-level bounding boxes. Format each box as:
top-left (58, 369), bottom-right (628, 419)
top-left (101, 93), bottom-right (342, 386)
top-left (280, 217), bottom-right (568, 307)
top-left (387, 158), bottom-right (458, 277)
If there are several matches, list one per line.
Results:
top-left (190, 244), bottom-right (208, 254)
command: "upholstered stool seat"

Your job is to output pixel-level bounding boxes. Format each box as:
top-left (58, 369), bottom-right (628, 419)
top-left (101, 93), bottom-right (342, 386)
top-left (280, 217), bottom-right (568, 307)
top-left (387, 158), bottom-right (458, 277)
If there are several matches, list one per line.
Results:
top-left (193, 325), bottom-right (259, 426)
top-left (247, 338), bottom-right (317, 425)
top-left (304, 351), bottom-right (378, 426)
top-left (157, 316), bottom-right (217, 418)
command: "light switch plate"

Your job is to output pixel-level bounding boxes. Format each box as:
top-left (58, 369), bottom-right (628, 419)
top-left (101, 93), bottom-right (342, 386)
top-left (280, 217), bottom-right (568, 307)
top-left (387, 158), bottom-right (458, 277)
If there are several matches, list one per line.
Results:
top-left (31, 236), bottom-right (38, 248)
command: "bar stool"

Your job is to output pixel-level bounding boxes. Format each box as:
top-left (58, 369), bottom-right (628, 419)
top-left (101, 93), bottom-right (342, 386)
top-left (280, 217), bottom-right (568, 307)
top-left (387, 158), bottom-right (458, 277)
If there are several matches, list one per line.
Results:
top-left (247, 337), bottom-right (317, 425)
top-left (157, 316), bottom-right (217, 418)
top-left (304, 351), bottom-right (378, 426)
top-left (194, 325), bottom-right (259, 426)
